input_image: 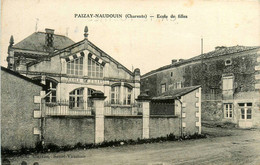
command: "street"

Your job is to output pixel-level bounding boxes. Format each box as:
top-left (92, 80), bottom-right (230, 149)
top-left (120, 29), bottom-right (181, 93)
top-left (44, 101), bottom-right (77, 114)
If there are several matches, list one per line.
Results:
top-left (4, 126), bottom-right (260, 165)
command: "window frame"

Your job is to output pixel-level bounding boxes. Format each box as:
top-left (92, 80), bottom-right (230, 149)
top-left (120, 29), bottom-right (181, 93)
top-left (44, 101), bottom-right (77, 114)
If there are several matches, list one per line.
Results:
top-left (161, 83), bottom-right (166, 93)
top-left (224, 103), bottom-right (233, 119)
top-left (222, 76), bottom-right (234, 91)
top-left (67, 57), bottom-right (83, 76)
top-left (69, 88), bottom-right (84, 109)
top-left (88, 57), bottom-right (104, 78)
top-left (239, 103), bottom-right (252, 120)
top-left (111, 86), bottom-right (120, 105)
top-left (123, 86), bottom-right (132, 105)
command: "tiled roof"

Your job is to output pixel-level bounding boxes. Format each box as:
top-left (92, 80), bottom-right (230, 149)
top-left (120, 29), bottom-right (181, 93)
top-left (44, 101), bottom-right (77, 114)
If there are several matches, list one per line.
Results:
top-left (142, 45), bottom-right (260, 78)
top-left (12, 32), bottom-right (75, 52)
top-left (152, 85), bottom-right (201, 101)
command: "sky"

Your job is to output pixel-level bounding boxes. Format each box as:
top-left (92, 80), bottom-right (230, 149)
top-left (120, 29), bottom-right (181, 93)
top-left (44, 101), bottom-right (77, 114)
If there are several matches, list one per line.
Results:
top-left (1, 0), bottom-right (259, 74)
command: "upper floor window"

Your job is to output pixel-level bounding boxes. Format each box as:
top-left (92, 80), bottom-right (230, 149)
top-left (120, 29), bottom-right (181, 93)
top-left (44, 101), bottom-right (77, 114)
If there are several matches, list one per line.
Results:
top-left (88, 58), bottom-right (103, 78)
top-left (224, 103), bottom-right (233, 118)
top-left (111, 86), bottom-right (120, 104)
top-left (222, 76), bottom-right (233, 90)
top-left (67, 57), bottom-right (83, 76)
top-left (161, 84), bottom-right (166, 93)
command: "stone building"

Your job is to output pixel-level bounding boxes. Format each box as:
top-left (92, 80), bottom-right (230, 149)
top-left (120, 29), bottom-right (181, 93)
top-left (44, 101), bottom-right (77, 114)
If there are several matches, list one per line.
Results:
top-left (7, 26), bottom-right (141, 116)
top-left (141, 46), bottom-right (260, 128)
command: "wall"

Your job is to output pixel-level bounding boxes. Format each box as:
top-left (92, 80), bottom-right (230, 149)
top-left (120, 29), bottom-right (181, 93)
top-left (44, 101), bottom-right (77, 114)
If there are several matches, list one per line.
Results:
top-left (104, 116), bottom-right (142, 141)
top-left (1, 70), bottom-right (42, 150)
top-left (149, 117), bottom-right (180, 138)
top-left (182, 89), bottom-right (200, 134)
top-left (44, 117), bottom-right (95, 146)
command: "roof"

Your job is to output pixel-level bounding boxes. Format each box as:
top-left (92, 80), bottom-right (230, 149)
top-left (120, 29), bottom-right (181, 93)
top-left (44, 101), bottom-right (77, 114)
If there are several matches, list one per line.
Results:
top-left (152, 85), bottom-right (201, 101)
top-left (12, 32), bottom-right (75, 52)
top-left (142, 45), bottom-right (260, 78)
top-left (1, 66), bottom-right (45, 87)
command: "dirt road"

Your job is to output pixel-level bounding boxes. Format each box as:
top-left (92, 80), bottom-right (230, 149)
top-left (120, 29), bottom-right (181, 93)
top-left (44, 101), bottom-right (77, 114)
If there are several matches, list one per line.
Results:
top-left (4, 127), bottom-right (260, 165)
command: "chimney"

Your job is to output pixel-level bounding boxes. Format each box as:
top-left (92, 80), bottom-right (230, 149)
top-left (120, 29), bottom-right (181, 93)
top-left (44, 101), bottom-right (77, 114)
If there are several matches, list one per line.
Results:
top-left (172, 59), bottom-right (178, 64)
top-left (45, 28), bottom-right (54, 48)
top-left (215, 46), bottom-right (226, 50)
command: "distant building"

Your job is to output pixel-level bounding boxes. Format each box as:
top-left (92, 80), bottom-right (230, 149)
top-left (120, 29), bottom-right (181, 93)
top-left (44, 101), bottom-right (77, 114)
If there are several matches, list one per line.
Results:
top-left (141, 46), bottom-right (260, 128)
top-left (7, 26), bottom-right (141, 116)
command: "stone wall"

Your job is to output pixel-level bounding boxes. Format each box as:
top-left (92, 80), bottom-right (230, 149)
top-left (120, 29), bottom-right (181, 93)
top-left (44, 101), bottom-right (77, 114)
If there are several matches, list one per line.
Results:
top-left (149, 117), bottom-right (180, 138)
top-left (104, 116), bottom-right (143, 141)
top-left (1, 69), bottom-right (42, 150)
top-left (44, 117), bottom-right (95, 146)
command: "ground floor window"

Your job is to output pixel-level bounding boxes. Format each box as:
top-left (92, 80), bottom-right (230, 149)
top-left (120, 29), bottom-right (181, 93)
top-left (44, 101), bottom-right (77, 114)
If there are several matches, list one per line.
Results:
top-left (111, 85), bottom-right (132, 105)
top-left (123, 87), bottom-right (132, 105)
top-left (69, 88), bottom-right (84, 109)
top-left (111, 86), bottom-right (120, 104)
top-left (239, 103), bottom-right (252, 120)
top-left (224, 103), bottom-right (233, 118)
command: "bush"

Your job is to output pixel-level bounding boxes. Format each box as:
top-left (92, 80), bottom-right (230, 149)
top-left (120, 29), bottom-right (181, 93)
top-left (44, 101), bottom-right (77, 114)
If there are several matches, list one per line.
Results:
top-left (1, 132), bottom-right (206, 156)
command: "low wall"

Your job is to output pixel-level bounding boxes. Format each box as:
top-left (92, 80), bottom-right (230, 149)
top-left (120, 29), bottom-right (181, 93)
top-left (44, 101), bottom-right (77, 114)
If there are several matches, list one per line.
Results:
top-left (104, 116), bottom-right (143, 141)
top-left (44, 117), bottom-right (95, 146)
top-left (149, 116), bottom-right (180, 138)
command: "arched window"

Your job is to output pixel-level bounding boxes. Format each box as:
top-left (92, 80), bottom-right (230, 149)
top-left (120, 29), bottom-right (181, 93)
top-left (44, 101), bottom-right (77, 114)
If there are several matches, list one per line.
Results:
top-left (88, 57), bottom-right (103, 78)
top-left (67, 57), bottom-right (83, 76)
top-left (33, 77), bottom-right (57, 103)
top-left (69, 88), bottom-right (84, 109)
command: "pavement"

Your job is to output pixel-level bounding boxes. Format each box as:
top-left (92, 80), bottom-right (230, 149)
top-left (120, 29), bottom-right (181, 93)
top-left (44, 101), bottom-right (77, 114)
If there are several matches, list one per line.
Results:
top-left (3, 126), bottom-right (260, 165)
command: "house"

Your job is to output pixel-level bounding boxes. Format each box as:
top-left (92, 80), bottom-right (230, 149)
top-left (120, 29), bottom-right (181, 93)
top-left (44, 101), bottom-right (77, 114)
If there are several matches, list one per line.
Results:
top-left (7, 26), bottom-right (141, 116)
top-left (150, 85), bottom-right (202, 136)
top-left (1, 66), bottom-right (44, 150)
top-left (141, 46), bottom-right (260, 128)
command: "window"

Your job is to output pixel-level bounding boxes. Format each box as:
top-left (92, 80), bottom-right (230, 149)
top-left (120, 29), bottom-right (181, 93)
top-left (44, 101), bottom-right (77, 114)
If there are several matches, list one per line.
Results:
top-left (161, 84), bottom-right (166, 93)
top-left (225, 59), bottom-right (232, 66)
top-left (88, 58), bottom-right (103, 78)
top-left (87, 88), bottom-right (95, 107)
top-left (123, 87), bottom-right (132, 105)
top-left (222, 76), bottom-right (233, 90)
top-left (170, 72), bottom-right (173, 77)
top-left (224, 103), bottom-right (233, 118)
top-left (69, 88), bottom-right (84, 109)
top-left (67, 57), bottom-right (83, 75)
top-left (111, 86), bottom-right (120, 104)
top-left (239, 103), bottom-right (252, 120)
top-left (176, 82), bottom-right (182, 89)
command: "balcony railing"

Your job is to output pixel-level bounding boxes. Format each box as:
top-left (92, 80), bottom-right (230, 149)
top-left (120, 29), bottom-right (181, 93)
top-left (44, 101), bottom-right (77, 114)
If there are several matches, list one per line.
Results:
top-left (44, 101), bottom-right (93, 116)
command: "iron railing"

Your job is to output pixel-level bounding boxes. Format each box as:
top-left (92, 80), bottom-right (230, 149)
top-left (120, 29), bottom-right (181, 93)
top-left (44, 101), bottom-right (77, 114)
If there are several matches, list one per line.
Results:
top-left (44, 101), bottom-right (93, 116)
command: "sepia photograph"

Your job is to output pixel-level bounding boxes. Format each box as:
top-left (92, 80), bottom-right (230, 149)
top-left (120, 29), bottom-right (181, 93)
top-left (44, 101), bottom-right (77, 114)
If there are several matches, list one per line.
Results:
top-left (1, 0), bottom-right (260, 164)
